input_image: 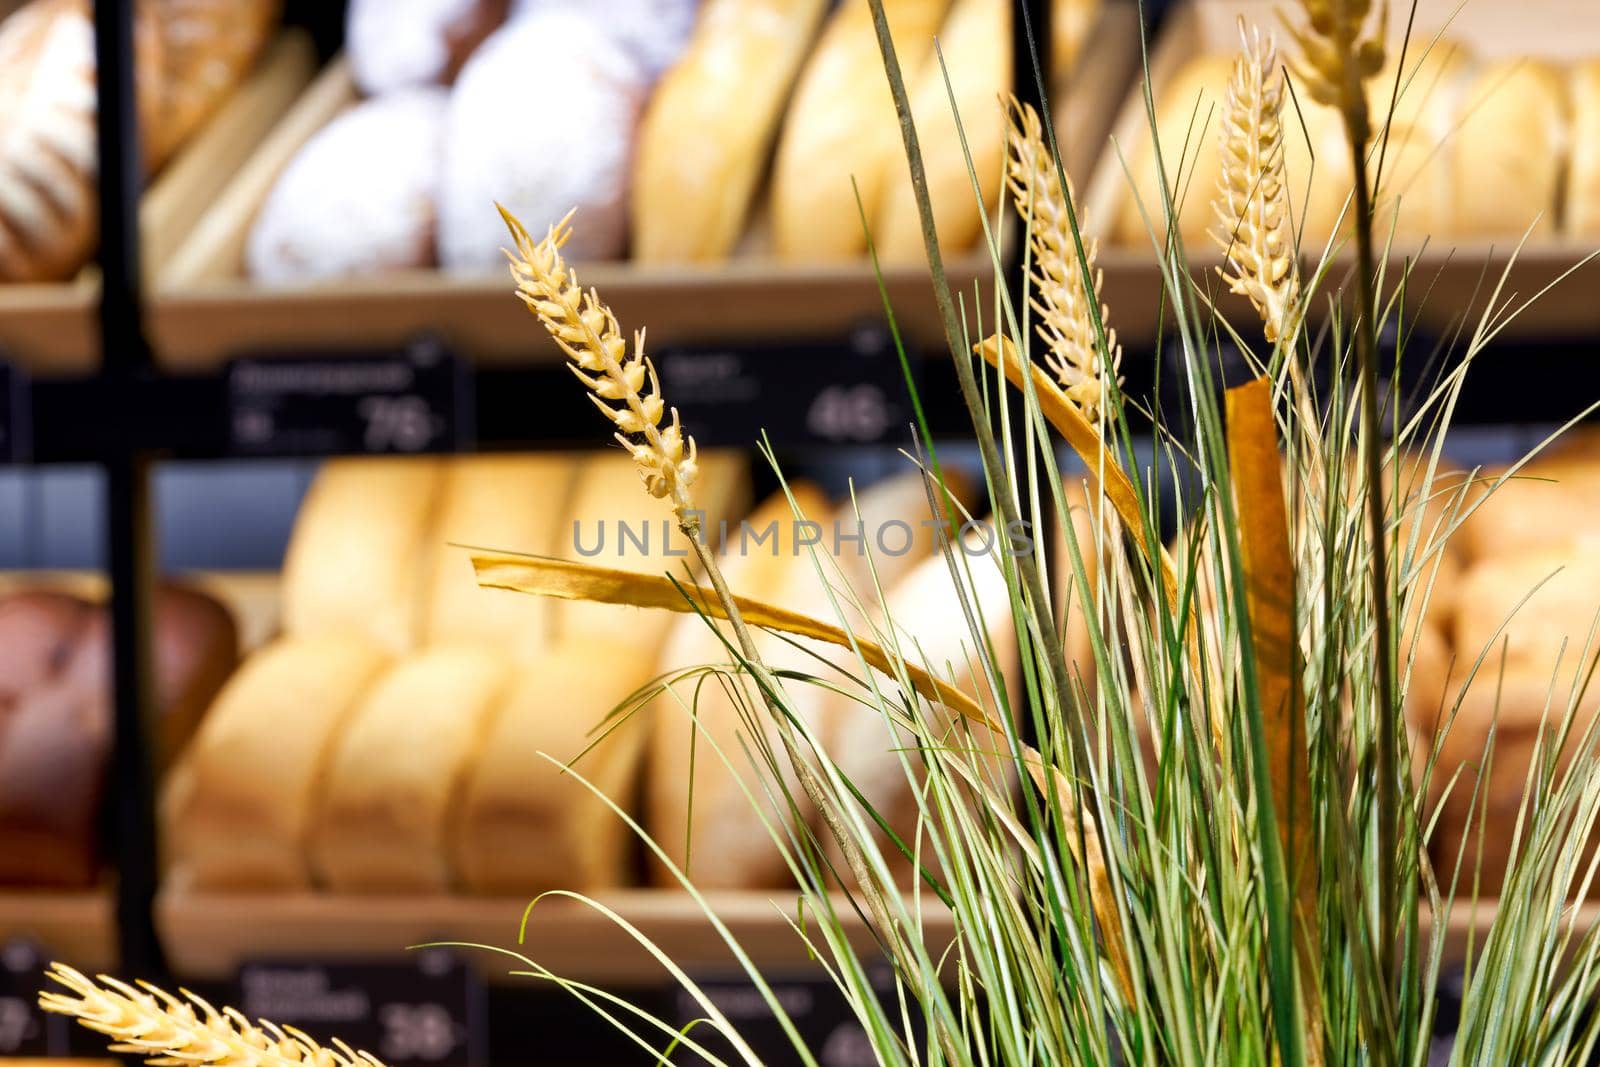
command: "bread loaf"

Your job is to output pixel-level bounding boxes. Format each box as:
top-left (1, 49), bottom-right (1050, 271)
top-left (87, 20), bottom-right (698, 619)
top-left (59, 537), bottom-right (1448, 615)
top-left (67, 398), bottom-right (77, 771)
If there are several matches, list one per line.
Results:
top-left (835, 467), bottom-right (972, 600)
top-left (247, 89), bottom-right (449, 283)
top-left (0, 0), bottom-right (162, 282)
top-left (823, 523), bottom-right (1019, 887)
top-left (1372, 41), bottom-right (1471, 241)
top-left (0, 590), bottom-right (92, 709)
top-left (872, 0), bottom-right (1010, 262)
top-left (1449, 60), bottom-right (1566, 239)
top-left (439, 10), bottom-right (644, 271)
top-left (770, 0), bottom-right (949, 261)
top-left (554, 450), bottom-right (749, 650)
top-left (0, 583), bottom-right (238, 888)
top-left (1053, 0), bottom-right (1099, 81)
top-left (512, 0), bottom-right (699, 80)
top-left (313, 647), bottom-right (509, 890)
top-left (346, 0), bottom-right (508, 95)
top-left (1567, 61), bottom-right (1600, 237)
top-left (145, 0), bottom-right (280, 165)
top-left (281, 458), bottom-right (444, 654)
top-left (1458, 459), bottom-right (1600, 563)
top-left (649, 483), bottom-right (837, 888)
top-left (1453, 547), bottom-right (1600, 699)
top-left (454, 644), bottom-right (655, 893)
top-left (1053, 478), bottom-right (1103, 690)
top-left (161, 633), bottom-right (391, 889)
top-left (632, 0), bottom-right (827, 262)
top-left (422, 454), bottom-right (574, 660)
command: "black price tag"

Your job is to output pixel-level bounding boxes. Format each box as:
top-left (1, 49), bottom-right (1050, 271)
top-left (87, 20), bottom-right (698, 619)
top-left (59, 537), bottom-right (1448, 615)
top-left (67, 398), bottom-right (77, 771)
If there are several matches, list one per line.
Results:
top-left (237, 950), bottom-right (484, 1067)
top-left (658, 327), bottom-right (916, 448)
top-left (669, 969), bottom-right (914, 1066)
top-left (0, 940), bottom-right (70, 1057)
top-left (227, 338), bottom-right (472, 457)
top-left (0, 359), bottom-right (31, 464)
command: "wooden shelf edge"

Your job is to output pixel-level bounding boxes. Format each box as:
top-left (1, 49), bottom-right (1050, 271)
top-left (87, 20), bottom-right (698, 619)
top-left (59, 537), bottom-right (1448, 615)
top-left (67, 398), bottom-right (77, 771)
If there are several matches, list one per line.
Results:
top-left (0, 890), bottom-right (115, 972)
top-left (156, 890), bottom-right (955, 985)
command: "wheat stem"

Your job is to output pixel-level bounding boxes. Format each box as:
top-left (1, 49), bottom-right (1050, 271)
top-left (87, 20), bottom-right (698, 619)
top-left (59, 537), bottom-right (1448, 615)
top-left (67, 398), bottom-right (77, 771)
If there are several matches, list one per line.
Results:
top-left (38, 963), bottom-right (383, 1067)
top-left (1004, 97), bottom-right (1122, 423)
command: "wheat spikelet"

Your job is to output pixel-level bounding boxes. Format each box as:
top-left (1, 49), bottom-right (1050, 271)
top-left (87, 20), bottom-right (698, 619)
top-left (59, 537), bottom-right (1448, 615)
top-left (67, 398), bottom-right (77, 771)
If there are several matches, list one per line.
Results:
top-left (1004, 97), bottom-right (1121, 424)
top-left (38, 963), bottom-right (384, 1067)
top-left (1213, 21), bottom-right (1302, 345)
top-left (1285, 0), bottom-right (1386, 144)
top-left (501, 205), bottom-right (700, 523)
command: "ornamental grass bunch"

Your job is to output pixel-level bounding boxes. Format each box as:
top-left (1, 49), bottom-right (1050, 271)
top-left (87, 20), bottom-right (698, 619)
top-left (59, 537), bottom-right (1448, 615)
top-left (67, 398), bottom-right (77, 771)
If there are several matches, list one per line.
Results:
top-left (46, 1), bottom-right (1600, 1064)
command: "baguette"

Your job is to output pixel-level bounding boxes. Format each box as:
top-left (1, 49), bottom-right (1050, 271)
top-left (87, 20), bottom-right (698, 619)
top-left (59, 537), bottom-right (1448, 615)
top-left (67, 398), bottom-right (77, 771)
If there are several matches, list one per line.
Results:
top-left (770, 0), bottom-right (950, 260)
top-left (632, 0), bottom-right (828, 262)
top-left (423, 454), bottom-right (575, 661)
top-left (312, 647), bottom-right (509, 891)
top-left (454, 644), bottom-right (656, 893)
top-left (872, 0), bottom-right (1011, 262)
top-left (160, 633), bottom-right (392, 889)
top-left (281, 457), bottom-right (444, 654)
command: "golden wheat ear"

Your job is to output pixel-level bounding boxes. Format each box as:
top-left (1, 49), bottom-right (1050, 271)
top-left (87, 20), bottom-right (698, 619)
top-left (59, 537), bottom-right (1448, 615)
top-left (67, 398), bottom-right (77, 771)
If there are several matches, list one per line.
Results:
top-left (1283, 0), bottom-right (1386, 143)
top-left (1002, 95), bottom-right (1121, 424)
top-left (1212, 20), bottom-right (1302, 345)
top-left (500, 205), bottom-right (700, 524)
top-left (38, 962), bottom-right (386, 1067)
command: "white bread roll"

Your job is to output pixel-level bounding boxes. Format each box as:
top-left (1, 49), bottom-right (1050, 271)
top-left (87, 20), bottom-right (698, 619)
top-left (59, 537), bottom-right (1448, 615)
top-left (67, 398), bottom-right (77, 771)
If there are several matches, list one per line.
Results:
top-left (346, 0), bottom-right (507, 95)
top-left (1568, 61), bottom-right (1600, 236)
top-left (282, 458), bottom-right (444, 654)
top-left (512, 0), bottom-right (698, 80)
top-left (454, 644), bottom-right (656, 892)
top-left (0, 0), bottom-right (162, 282)
top-left (313, 647), bottom-right (510, 890)
top-left (770, 0), bottom-right (949, 261)
top-left (423, 455), bottom-right (575, 661)
top-left (439, 9), bottom-right (645, 271)
top-left (632, 0), bottom-right (828, 262)
top-left (247, 89), bottom-right (449, 284)
top-left (1449, 60), bottom-right (1565, 239)
top-left (160, 634), bottom-right (392, 889)
top-left (648, 482), bottom-right (844, 888)
top-left (823, 524), bottom-right (1020, 887)
top-left (554, 450), bottom-right (749, 652)
top-left (872, 0), bottom-right (1010, 262)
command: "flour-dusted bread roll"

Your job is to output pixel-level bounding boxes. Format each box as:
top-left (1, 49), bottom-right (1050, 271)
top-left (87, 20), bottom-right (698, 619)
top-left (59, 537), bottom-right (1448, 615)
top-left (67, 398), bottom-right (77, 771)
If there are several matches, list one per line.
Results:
top-left (632, 0), bottom-right (827, 262)
top-left (512, 0), bottom-right (698, 80)
top-left (146, 0), bottom-right (280, 165)
top-left (1449, 60), bottom-right (1566, 239)
top-left (439, 10), bottom-right (645, 271)
top-left (1567, 62), bottom-right (1600, 237)
top-left (823, 522), bottom-right (1020, 887)
top-left (282, 457), bottom-right (444, 654)
top-left (454, 644), bottom-right (656, 893)
top-left (0, 0), bottom-right (162, 282)
top-left (346, 0), bottom-right (508, 95)
top-left (423, 455), bottom-right (575, 661)
top-left (247, 89), bottom-right (449, 283)
top-left (161, 634), bottom-right (391, 889)
top-left (873, 0), bottom-right (1010, 262)
top-left (554, 450), bottom-right (749, 651)
top-left (312, 647), bottom-right (510, 890)
top-left (649, 483), bottom-right (840, 888)
top-left (770, 0), bottom-right (949, 261)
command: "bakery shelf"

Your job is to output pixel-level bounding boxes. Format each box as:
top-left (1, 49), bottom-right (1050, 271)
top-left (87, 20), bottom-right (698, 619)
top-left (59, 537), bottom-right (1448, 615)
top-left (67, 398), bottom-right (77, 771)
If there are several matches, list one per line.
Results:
top-left (0, 891), bottom-right (114, 972)
top-left (157, 890), bottom-right (954, 985)
top-left (144, 7), bottom-right (1139, 372)
top-left (0, 31), bottom-right (317, 377)
top-left (1082, 0), bottom-right (1600, 348)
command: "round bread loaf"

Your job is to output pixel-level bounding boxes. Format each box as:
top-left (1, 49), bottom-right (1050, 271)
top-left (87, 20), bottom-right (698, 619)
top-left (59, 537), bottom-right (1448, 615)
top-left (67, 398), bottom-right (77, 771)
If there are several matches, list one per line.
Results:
top-left (0, 589), bottom-right (92, 707)
top-left (346, 0), bottom-right (509, 95)
top-left (512, 0), bottom-right (698, 80)
top-left (0, 0), bottom-right (163, 282)
top-left (438, 10), bottom-right (644, 271)
top-left (246, 88), bottom-right (449, 283)
top-left (145, 0), bottom-right (279, 166)
top-left (1449, 60), bottom-right (1566, 239)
